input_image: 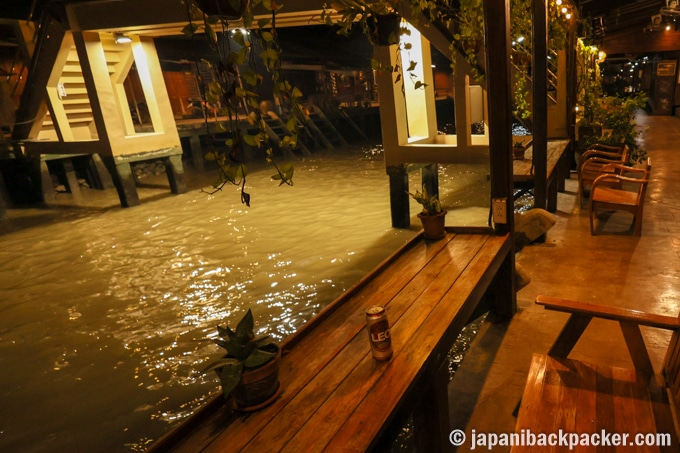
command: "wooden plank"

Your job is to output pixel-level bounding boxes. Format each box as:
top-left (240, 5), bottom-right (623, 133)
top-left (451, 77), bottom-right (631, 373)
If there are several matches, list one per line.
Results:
top-left (536, 296), bottom-right (680, 330)
top-left (513, 354), bottom-right (548, 452)
top-left (611, 366), bottom-right (659, 452)
top-left (594, 363), bottom-right (617, 452)
top-left (206, 234), bottom-right (492, 452)
top-left (573, 360), bottom-right (598, 452)
top-left (323, 235), bottom-right (508, 451)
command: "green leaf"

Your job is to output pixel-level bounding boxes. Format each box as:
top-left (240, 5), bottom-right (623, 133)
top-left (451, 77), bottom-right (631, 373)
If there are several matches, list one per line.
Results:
top-left (258, 18), bottom-right (271, 28)
top-left (261, 31), bottom-right (274, 43)
top-left (244, 348), bottom-right (276, 368)
top-left (407, 61), bottom-right (418, 71)
top-left (215, 122), bottom-right (227, 133)
top-left (236, 308), bottom-right (255, 339)
top-left (243, 134), bottom-right (257, 147)
top-left (218, 360), bottom-right (244, 396)
top-left (182, 23), bottom-right (199, 37)
top-left (286, 117), bottom-right (297, 131)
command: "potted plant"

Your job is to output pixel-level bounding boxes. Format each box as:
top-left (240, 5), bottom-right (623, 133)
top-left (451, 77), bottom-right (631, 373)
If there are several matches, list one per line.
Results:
top-left (513, 139), bottom-right (527, 160)
top-left (322, 0), bottom-right (404, 47)
top-left (408, 186), bottom-right (447, 239)
top-left (202, 309), bottom-right (282, 410)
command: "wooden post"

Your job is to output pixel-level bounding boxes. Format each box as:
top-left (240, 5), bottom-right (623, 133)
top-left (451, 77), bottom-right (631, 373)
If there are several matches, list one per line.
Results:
top-left (387, 164), bottom-right (410, 229)
top-left (484, 0), bottom-right (517, 316)
top-left (533, 0), bottom-right (549, 210)
top-left (483, 0), bottom-right (514, 235)
top-left (413, 360), bottom-right (451, 452)
top-left (422, 163), bottom-right (439, 200)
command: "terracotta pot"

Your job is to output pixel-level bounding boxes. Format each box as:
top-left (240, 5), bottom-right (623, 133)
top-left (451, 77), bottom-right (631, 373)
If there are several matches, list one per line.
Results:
top-left (513, 147), bottom-right (527, 160)
top-left (367, 13), bottom-right (402, 46)
top-left (417, 210), bottom-right (447, 240)
top-left (230, 344), bottom-right (282, 411)
top-left (195, 0), bottom-right (248, 19)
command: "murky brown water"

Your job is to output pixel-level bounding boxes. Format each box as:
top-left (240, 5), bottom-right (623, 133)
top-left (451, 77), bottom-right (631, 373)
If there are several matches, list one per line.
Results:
top-left (0, 145), bottom-right (489, 452)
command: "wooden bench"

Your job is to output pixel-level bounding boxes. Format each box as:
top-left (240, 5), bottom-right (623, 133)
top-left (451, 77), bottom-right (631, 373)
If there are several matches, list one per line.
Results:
top-left (513, 295), bottom-right (680, 452)
top-left (149, 230), bottom-right (514, 452)
top-left (513, 139), bottom-right (571, 212)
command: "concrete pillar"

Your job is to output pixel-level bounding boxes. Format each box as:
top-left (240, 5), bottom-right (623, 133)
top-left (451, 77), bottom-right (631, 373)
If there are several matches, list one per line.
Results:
top-left (101, 156), bottom-right (140, 207)
top-left (164, 154), bottom-right (186, 194)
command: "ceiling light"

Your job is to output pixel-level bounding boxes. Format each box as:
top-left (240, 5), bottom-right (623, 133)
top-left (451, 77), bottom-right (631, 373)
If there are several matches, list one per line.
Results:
top-left (114, 32), bottom-right (132, 44)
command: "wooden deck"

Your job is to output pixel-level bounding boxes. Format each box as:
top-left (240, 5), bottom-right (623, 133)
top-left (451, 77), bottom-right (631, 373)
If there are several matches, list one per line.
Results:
top-left (149, 229), bottom-right (513, 452)
top-left (513, 138), bottom-right (571, 211)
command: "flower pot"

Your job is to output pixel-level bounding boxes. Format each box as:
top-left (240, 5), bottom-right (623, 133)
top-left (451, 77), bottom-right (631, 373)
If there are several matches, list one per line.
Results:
top-left (417, 210), bottom-right (447, 240)
top-left (230, 344), bottom-right (282, 411)
top-left (367, 13), bottom-right (402, 46)
top-left (195, 0), bottom-right (248, 19)
top-left (513, 147), bottom-right (527, 160)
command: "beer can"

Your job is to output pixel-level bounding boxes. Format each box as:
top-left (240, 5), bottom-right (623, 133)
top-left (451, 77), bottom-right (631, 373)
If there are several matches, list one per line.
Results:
top-left (366, 305), bottom-right (393, 361)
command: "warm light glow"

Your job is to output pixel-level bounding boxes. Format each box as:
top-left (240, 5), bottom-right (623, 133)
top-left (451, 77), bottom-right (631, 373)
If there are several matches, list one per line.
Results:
top-left (114, 32), bottom-right (132, 44)
top-left (561, 7), bottom-right (568, 13)
top-left (556, 0), bottom-right (562, 4)
top-left (566, 13), bottom-right (572, 19)
top-left (517, 36), bottom-right (525, 42)
top-left (666, 24), bottom-right (672, 30)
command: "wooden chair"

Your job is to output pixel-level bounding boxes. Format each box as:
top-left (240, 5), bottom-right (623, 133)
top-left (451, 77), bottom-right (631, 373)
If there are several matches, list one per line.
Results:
top-left (589, 158), bottom-right (651, 236)
top-left (578, 143), bottom-right (629, 205)
top-left (512, 295), bottom-right (680, 452)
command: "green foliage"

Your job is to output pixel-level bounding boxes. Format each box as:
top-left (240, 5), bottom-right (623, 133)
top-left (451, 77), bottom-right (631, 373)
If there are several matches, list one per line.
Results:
top-left (407, 186), bottom-right (443, 216)
top-left (586, 92), bottom-right (648, 163)
top-left (321, 1), bottom-right (427, 92)
top-left (202, 309), bottom-right (278, 398)
top-left (184, 0), bottom-right (303, 205)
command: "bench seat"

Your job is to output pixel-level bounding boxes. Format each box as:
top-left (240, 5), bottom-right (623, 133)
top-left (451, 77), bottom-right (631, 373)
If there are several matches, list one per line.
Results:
top-left (513, 295), bottom-right (680, 452)
top-left (514, 354), bottom-right (676, 452)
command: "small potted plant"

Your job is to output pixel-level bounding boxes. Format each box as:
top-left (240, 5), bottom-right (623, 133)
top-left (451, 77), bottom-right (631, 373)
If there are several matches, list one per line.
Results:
top-left (513, 139), bottom-right (527, 160)
top-left (202, 309), bottom-right (281, 411)
top-left (322, 0), bottom-right (404, 47)
top-left (408, 186), bottom-right (447, 239)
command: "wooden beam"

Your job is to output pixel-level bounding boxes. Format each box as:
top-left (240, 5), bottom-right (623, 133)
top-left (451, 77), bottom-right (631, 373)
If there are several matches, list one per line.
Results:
top-left (12, 15), bottom-right (66, 141)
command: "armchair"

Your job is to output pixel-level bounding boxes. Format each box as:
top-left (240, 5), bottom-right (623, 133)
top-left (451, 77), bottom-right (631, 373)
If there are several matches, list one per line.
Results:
top-left (589, 158), bottom-right (652, 236)
top-left (578, 143), bottom-right (629, 205)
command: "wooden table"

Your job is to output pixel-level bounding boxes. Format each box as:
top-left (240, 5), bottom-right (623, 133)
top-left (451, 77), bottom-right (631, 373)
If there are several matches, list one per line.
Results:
top-left (513, 139), bottom-right (571, 211)
top-left (150, 230), bottom-right (513, 453)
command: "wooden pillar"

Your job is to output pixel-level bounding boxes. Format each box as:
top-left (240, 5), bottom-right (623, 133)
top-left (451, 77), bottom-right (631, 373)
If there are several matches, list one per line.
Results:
top-left (413, 360), bottom-right (450, 452)
top-left (101, 156), bottom-right (140, 207)
top-left (483, 0), bottom-right (514, 235)
top-left (387, 164), bottom-right (410, 229)
top-left (533, 0), bottom-right (549, 210)
top-left (484, 0), bottom-right (517, 316)
top-left (422, 164), bottom-right (439, 200)
top-left (164, 154), bottom-right (187, 194)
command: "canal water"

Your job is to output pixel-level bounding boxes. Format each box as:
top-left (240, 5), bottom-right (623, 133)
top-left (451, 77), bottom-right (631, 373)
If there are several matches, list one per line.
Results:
top-left (0, 145), bottom-right (489, 452)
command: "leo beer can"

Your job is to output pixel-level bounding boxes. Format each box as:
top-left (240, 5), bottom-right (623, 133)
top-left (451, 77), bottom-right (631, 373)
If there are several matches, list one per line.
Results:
top-left (366, 305), bottom-right (393, 361)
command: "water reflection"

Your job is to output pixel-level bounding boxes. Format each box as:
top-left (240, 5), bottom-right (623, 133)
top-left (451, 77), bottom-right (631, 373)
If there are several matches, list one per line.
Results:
top-left (0, 145), bottom-right (489, 452)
